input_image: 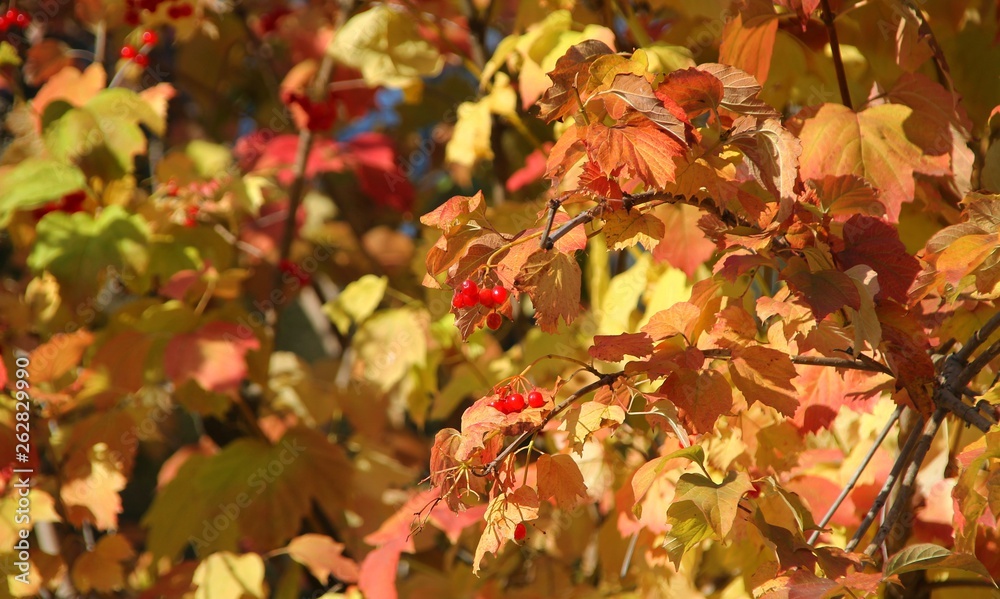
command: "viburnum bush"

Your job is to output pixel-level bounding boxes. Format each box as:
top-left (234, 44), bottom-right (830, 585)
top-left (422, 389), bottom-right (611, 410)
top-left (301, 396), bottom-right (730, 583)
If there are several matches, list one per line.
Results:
top-left (3, 0), bottom-right (1000, 598)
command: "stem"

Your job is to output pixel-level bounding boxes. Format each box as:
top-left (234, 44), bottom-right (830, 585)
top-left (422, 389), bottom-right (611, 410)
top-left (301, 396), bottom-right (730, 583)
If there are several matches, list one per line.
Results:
top-left (820, 0), bottom-right (853, 109)
top-left (808, 405), bottom-right (903, 545)
top-left (863, 408), bottom-right (947, 556)
top-left (953, 310), bottom-right (1000, 363)
top-left (539, 198), bottom-right (561, 249)
top-left (845, 411), bottom-right (926, 552)
top-left (701, 348), bottom-right (894, 375)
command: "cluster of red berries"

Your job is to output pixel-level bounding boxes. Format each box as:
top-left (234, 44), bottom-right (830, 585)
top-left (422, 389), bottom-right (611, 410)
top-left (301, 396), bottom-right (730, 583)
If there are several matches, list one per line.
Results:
top-left (125, 0), bottom-right (192, 25)
top-left (489, 386), bottom-right (546, 414)
top-left (182, 205), bottom-right (198, 227)
top-left (0, 7), bottom-right (30, 31)
top-left (120, 29), bottom-right (158, 68)
top-left (452, 279), bottom-right (509, 330)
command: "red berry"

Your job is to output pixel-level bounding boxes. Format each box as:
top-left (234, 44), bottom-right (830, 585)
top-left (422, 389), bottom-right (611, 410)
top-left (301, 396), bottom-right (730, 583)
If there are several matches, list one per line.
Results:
top-left (505, 393), bottom-right (525, 413)
top-left (478, 287), bottom-right (495, 308)
top-left (514, 523), bottom-right (526, 541)
top-left (4, 9), bottom-right (14, 21)
top-left (452, 294), bottom-right (464, 309)
top-left (141, 29), bottom-right (158, 45)
top-left (120, 45), bottom-right (137, 59)
top-left (486, 312), bottom-right (502, 330)
top-left (460, 279), bottom-right (478, 299)
top-left (14, 10), bottom-right (29, 27)
top-left (133, 53), bottom-right (149, 68)
top-left (489, 399), bottom-right (506, 413)
top-left (0, 16), bottom-right (8, 32)
top-left (528, 390), bottom-right (544, 408)
top-left (491, 285), bottom-right (508, 303)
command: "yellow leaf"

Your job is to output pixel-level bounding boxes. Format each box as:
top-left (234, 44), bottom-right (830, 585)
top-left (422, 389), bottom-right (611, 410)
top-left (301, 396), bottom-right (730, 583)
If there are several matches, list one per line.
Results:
top-left (445, 100), bottom-right (493, 171)
top-left (323, 275), bottom-right (388, 334)
top-left (327, 6), bottom-right (442, 88)
top-left (193, 552), bottom-right (266, 599)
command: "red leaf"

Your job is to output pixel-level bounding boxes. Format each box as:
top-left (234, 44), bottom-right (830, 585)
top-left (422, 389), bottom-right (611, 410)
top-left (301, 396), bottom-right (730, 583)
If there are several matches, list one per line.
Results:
top-left (661, 369), bottom-right (733, 433)
top-left (837, 215), bottom-right (921, 303)
top-left (163, 322), bottom-right (261, 394)
top-left (651, 204), bottom-right (717, 276)
top-left (784, 266), bottom-right (862, 321)
top-left (656, 68), bottom-right (724, 120)
top-left (506, 144), bottom-right (551, 192)
top-left (344, 133), bottom-right (415, 212)
top-left (585, 116), bottom-right (684, 190)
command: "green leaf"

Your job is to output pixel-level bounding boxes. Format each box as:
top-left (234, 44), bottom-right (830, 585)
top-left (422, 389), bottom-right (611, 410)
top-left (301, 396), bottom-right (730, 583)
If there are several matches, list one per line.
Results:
top-left (665, 470), bottom-right (754, 563)
top-left (0, 159), bottom-right (86, 226)
top-left (0, 41), bottom-right (21, 67)
top-left (324, 275), bottom-right (388, 334)
top-left (27, 205), bottom-right (150, 303)
top-left (632, 445), bottom-right (707, 515)
top-left (885, 544), bottom-right (994, 581)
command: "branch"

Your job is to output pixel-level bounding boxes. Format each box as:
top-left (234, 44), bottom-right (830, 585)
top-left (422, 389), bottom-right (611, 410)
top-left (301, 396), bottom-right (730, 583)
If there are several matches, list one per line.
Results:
top-left (845, 411), bottom-right (926, 552)
top-left (820, 0), bottom-right (853, 109)
top-left (952, 310), bottom-right (1000, 364)
top-left (538, 196), bottom-right (565, 249)
top-left (475, 371), bottom-right (622, 476)
top-left (809, 404), bottom-right (904, 545)
top-left (701, 348), bottom-right (894, 375)
top-left (863, 407), bottom-right (947, 556)
top-left (542, 190), bottom-right (737, 251)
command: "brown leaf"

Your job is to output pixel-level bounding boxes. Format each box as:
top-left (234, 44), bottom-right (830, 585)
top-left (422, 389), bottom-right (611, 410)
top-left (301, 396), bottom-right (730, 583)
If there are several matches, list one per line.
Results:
top-left (536, 454), bottom-right (588, 509)
top-left (589, 332), bottom-right (654, 362)
top-left (515, 249), bottom-right (582, 333)
top-left (729, 345), bottom-right (799, 416)
top-left (536, 40), bottom-right (614, 123)
top-left (286, 534), bottom-right (360, 583)
top-left (696, 63), bottom-right (779, 119)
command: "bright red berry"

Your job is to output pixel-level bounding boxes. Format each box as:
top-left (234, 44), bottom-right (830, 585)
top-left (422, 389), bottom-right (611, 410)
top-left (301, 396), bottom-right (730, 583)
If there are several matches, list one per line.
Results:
top-left (492, 285), bottom-right (508, 303)
top-left (489, 399), bottom-right (506, 413)
top-left (120, 45), bottom-right (137, 59)
top-left (133, 53), bottom-right (149, 68)
top-left (486, 312), bottom-right (502, 330)
top-left (514, 522), bottom-right (526, 541)
top-left (452, 294), bottom-right (465, 309)
top-left (478, 287), bottom-right (495, 308)
top-left (505, 393), bottom-right (525, 413)
top-left (528, 390), bottom-right (544, 408)
top-left (460, 279), bottom-right (478, 299)
top-left (141, 29), bottom-right (158, 45)
top-left (0, 16), bottom-right (8, 31)
top-left (15, 11), bottom-right (29, 27)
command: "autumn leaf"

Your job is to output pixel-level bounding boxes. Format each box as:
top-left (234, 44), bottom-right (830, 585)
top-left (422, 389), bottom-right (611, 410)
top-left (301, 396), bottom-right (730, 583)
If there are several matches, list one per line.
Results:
top-left (589, 332), bottom-right (653, 362)
top-left (536, 39), bottom-right (613, 122)
top-left (719, 4), bottom-right (779, 85)
top-left (599, 73), bottom-right (690, 145)
top-left (474, 486), bottom-right (540, 573)
top-left (785, 267), bottom-right (862, 321)
top-left (665, 470), bottom-right (755, 564)
top-left (728, 116), bottom-right (802, 201)
top-left (795, 102), bottom-right (946, 221)
top-left (655, 68), bottom-right (724, 120)
top-left (651, 203), bottom-right (718, 277)
top-left (585, 115), bottom-right (684, 189)
top-left (163, 321), bottom-right (261, 395)
top-left (536, 454), bottom-right (588, 509)
top-left (661, 369), bottom-right (734, 434)
top-left (192, 552), bottom-right (266, 599)
top-left (71, 535), bottom-right (135, 593)
top-left (729, 345), bottom-right (799, 416)
top-left (696, 63), bottom-right (779, 119)
top-left (837, 215), bottom-right (920, 303)
top-left (286, 534), bottom-right (360, 583)
top-left (515, 249), bottom-right (582, 333)
top-left (601, 205), bottom-right (666, 250)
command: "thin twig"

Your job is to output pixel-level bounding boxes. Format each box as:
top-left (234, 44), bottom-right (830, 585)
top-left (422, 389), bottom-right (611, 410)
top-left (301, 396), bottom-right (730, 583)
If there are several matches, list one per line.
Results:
top-left (809, 405), bottom-right (904, 545)
top-left (953, 311), bottom-right (1000, 363)
top-left (863, 407), bottom-right (947, 556)
top-left (700, 348), bottom-right (894, 375)
top-left (474, 372), bottom-right (622, 476)
top-left (820, 0), bottom-right (853, 109)
top-left (539, 196), bottom-right (565, 249)
top-left (845, 412), bottom-right (926, 552)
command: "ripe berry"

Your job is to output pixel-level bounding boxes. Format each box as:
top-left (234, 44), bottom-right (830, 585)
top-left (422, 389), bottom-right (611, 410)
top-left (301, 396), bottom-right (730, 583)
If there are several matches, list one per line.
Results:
top-left (505, 393), bottom-right (525, 413)
top-left (14, 10), bottom-right (29, 27)
top-left (478, 287), bottom-right (495, 308)
top-left (141, 29), bottom-right (158, 45)
top-left (492, 285), bottom-right (508, 303)
top-left (120, 45), bottom-right (137, 59)
top-left (133, 53), bottom-right (149, 68)
top-left (460, 279), bottom-right (478, 299)
top-left (489, 399), bottom-right (506, 413)
top-left (452, 294), bottom-right (464, 309)
top-left (527, 390), bottom-right (544, 408)
top-left (514, 522), bottom-right (526, 541)
top-left (486, 312), bottom-right (502, 330)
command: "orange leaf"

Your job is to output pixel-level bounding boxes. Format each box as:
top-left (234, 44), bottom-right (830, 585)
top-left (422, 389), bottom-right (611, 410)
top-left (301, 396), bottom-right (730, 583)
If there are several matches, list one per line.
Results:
top-left (696, 63), bottom-right (779, 119)
top-left (286, 534), bottom-right (360, 583)
top-left (600, 73), bottom-right (690, 145)
top-left (515, 249), bottom-right (582, 333)
top-left (585, 116), bottom-right (684, 189)
top-left (656, 68), bottom-right (724, 120)
top-left (719, 8), bottom-right (779, 85)
top-left (589, 332), bottom-right (653, 362)
top-left (473, 486), bottom-right (540, 573)
top-left (163, 321), bottom-right (261, 394)
top-left (729, 345), bottom-right (799, 416)
top-left (536, 454), bottom-right (588, 509)
top-left (536, 40), bottom-right (614, 123)
top-left (27, 329), bottom-right (94, 384)
top-left (661, 369), bottom-right (733, 434)
top-left (651, 203), bottom-right (718, 276)
top-left (642, 302), bottom-right (701, 342)
top-left (71, 535), bottom-right (134, 593)
top-left (602, 205), bottom-right (666, 250)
